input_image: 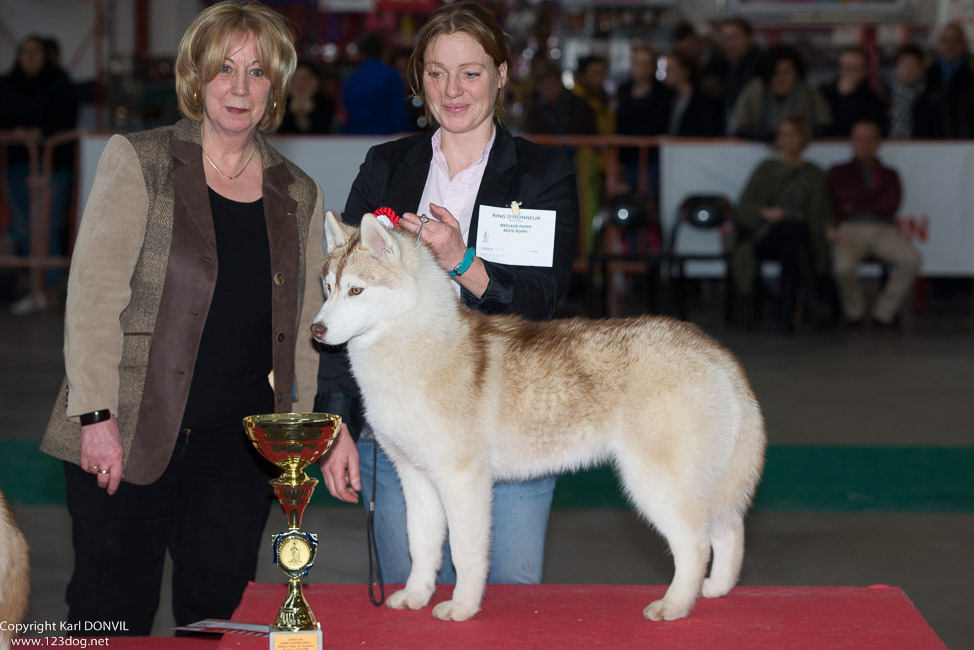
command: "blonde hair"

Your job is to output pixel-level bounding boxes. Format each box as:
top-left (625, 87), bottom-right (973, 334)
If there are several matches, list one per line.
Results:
top-left (407, 2), bottom-right (513, 125)
top-left (175, 1), bottom-right (297, 132)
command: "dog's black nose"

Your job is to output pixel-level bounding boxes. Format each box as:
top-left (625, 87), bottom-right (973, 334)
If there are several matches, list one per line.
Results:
top-left (310, 322), bottom-right (326, 341)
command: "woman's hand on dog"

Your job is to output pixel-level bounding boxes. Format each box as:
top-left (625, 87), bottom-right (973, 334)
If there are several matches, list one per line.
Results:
top-left (400, 203), bottom-right (468, 272)
top-left (319, 423), bottom-right (361, 503)
top-left (80, 417), bottom-right (124, 495)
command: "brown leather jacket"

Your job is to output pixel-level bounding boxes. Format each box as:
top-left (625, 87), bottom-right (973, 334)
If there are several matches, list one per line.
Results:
top-left (41, 119), bottom-right (325, 485)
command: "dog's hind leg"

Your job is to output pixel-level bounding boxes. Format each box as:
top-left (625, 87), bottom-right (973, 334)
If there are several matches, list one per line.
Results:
top-left (385, 454), bottom-right (446, 611)
top-left (430, 464), bottom-right (492, 622)
top-left (616, 458), bottom-right (709, 621)
top-left (702, 514), bottom-right (744, 598)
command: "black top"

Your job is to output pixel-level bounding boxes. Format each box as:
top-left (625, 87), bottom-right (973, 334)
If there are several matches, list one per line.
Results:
top-left (181, 188), bottom-right (274, 428)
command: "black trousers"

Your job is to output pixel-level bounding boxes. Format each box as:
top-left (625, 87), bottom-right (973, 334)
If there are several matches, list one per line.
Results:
top-left (64, 424), bottom-right (276, 635)
top-left (755, 220), bottom-right (815, 332)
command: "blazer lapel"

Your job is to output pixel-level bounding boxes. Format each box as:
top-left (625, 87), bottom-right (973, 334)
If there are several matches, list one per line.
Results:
top-left (170, 129), bottom-right (216, 256)
top-left (469, 126), bottom-right (518, 247)
top-left (385, 135), bottom-right (433, 216)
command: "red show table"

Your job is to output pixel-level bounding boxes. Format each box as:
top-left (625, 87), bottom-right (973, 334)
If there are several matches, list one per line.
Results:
top-left (212, 583), bottom-right (944, 649)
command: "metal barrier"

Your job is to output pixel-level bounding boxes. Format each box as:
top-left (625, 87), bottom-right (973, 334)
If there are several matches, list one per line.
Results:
top-left (0, 130), bottom-right (81, 308)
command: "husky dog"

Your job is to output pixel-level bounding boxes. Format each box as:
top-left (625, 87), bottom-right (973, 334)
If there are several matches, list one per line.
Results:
top-left (0, 491), bottom-right (29, 650)
top-left (312, 212), bottom-right (766, 622)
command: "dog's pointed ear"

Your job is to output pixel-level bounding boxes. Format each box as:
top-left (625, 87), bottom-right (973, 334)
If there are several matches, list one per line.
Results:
top-left (360, 213), bottom-right (401, 263)
top-left (324, 210), bottom-right (353, 250)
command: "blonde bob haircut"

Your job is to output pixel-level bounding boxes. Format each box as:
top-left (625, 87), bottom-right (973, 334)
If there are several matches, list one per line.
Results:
top-left (407, 2), bottom-right (514, 125)
top-left (175, 1), bottom-right (297, 133)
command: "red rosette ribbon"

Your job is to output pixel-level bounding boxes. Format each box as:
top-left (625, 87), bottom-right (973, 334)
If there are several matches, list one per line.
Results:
top-left (373, 206), bottom-right (400, 227)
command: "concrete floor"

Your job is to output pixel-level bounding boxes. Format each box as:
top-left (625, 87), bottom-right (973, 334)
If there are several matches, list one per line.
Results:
top-left (2, 283), bottom-right (972, 648)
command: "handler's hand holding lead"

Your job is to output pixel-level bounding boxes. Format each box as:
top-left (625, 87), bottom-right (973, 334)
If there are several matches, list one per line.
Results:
top-left (80, 417), bottom-right (124, 495)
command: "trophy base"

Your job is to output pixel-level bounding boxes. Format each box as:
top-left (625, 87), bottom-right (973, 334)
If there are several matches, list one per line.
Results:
top-left (269, 625), bottom-right (322, 650)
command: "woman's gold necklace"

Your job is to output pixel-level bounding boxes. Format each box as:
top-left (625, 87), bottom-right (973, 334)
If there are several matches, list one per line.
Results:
top-left (202, 143), bottom-right (257, 180)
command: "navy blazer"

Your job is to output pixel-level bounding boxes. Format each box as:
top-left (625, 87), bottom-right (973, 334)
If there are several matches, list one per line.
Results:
top-left (316, 125), bottom-right (580, 437)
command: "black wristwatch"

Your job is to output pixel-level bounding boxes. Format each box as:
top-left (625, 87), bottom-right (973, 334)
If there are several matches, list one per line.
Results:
top-left (79, 409), bottom-right (112, 426)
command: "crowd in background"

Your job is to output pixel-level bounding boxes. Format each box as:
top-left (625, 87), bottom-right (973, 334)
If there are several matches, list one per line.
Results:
top-left (1, 15), bottom-right (969, 326)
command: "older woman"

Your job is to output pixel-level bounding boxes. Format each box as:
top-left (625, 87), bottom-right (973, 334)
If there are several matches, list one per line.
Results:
top-left (734, 114), bottom-right (833, 334)
top-left (316, 2), bottom-right (579, 591)
top-left (41, 1), bottom-right (324, 633)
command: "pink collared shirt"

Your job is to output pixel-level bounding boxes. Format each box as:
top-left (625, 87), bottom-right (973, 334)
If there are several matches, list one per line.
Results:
top-left (416, 126), bottom-right (496, 252)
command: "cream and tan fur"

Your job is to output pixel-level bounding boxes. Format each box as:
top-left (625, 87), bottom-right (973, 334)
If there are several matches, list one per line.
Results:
top-left (0, 491), bottom-right (30, 650)
top-left (312, 212), bottom-right (766, 622)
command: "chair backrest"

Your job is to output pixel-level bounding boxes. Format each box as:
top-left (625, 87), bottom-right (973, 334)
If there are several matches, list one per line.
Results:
top-left (668, 194), bottom-right (734, 257)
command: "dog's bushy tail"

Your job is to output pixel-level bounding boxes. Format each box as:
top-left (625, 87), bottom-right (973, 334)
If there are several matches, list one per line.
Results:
top-left (703, 366), bottom-right (766, 598)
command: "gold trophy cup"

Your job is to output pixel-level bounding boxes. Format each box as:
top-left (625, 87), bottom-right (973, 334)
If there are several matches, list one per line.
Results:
top-left (243, 412), bottom-right (341, 650)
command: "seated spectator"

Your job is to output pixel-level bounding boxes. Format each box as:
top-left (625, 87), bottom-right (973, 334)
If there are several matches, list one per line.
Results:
top-left (734, 114), bottom-right (833, 334)
top-left (915, 22), bottom-right (974, 138)
top-left (663, 50), bottom-right (724, 136)
top-left (615, 44), bottom-right (670, 196)
top-left (572, 55), bottom-right (614, 136)
top-left (341, 31), bottom-right (410, 135)
top-left (671, 20), bottom-right (726, 102)
top-left (733, 45), bottom-right (832, 141)
top-left (718, 16), bottom-right (762, 132)
top-left (279, 60), bottom-right (334, 134)
top-left (884, 44), bottom-right (929, 139)
top-left (820, 47), bottom-right (887, 137)
top-left (524, 60), bottom-right (598, 136)
top-left (828, 120), bottom-right (921, 327)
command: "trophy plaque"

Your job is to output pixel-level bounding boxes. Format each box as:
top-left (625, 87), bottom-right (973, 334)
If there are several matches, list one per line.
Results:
top-left (243, 412), bottom-right (342, 650)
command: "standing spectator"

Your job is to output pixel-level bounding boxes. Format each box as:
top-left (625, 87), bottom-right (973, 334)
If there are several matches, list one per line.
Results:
top-left (615, 44), bottom-right (670, 196)
top-left (524, 60), bottom-right (598, 136)
top-left (828, 120), bottom-right (921, 326)
top-left (341, 31), bottom-right (410, 134)
top-left (572, 55), bottom-right (613, 252)
top-left (734, 114), bottom-right (833, 334)
top-left (915, 22), bottom-right (974, 138)
top-left (572, 55), bottom-right (614, 136)
top-left (0, 34), bottom-right (78, 314)
top-left (280, 60), bottom-right (335, 133)
top-left (884, 44), bottom-right (929, 139)
top-left (820, 47), bottom-right (887, 137)
top-left (671, 21), bottom-right (726, 102)
top-left (718, 17), bottom-right (762, 130)
top-left (733, 45), bottom-right (832, 141)
top-left (663, 50), bottom-right (724, 136)
top-left (279, 59), bottom-right (334, 134)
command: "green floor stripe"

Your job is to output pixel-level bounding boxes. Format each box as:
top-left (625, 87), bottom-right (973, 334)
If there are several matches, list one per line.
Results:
top-left (1, 442), bottom-right (972, 512)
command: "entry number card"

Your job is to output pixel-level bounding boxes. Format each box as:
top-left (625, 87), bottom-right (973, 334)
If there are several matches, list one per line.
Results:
top-left (476, 204), bottom-right (557, 268)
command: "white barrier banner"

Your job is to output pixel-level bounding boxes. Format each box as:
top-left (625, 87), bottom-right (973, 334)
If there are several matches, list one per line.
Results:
top-left (660, 139), bottom-right (974, 276)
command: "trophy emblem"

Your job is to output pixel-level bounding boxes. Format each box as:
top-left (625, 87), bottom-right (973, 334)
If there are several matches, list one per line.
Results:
top-left (243, 412), bottom-right (341, 650)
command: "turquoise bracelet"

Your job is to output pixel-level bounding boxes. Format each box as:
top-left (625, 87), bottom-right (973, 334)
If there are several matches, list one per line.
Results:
top-left (449, 246), bottom-right (476, 277)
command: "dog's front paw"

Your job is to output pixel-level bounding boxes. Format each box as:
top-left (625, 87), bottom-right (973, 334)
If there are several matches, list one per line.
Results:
top-left (431, 599), bottom-right (479, 621)
top-left (643, 597), bottom-right (692, 621)
top-left (386, 587), bottom-right (433, 610)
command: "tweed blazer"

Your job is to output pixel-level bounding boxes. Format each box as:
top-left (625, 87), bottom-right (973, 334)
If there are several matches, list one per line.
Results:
top-left (315, 124), bottom-right (580, 438)
top-left (41, 119), bottom-right (325, 485)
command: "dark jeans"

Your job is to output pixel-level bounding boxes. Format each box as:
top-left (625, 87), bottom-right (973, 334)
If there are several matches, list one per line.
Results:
top-left (63, 425), bottom-right (276, 635)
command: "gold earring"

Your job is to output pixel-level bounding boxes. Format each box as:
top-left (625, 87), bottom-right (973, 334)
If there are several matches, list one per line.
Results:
top-left (272, 100), bottom-right (278, 110)
top-left (194, 91), bottom-right (199, 103)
